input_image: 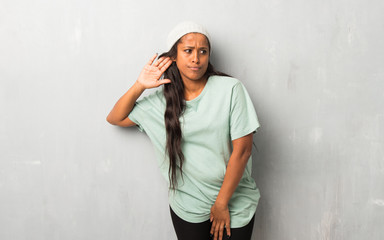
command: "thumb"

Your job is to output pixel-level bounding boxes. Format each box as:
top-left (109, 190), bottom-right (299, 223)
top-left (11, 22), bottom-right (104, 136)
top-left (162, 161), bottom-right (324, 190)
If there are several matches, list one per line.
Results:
top-left (156, 78), bottom-right (171, 86)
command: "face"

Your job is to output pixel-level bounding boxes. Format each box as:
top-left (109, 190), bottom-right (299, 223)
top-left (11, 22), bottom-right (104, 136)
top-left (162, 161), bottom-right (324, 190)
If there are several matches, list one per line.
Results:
top-left (174, 33), bottom-right (210, 83)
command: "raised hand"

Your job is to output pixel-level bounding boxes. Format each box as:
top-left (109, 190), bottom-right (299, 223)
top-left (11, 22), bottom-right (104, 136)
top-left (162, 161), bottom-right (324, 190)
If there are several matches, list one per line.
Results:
top-left (136, 53), bottom-right (173, 90)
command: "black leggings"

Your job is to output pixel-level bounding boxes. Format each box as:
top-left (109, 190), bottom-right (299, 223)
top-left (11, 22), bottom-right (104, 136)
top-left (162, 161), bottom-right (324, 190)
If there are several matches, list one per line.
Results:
top-left (170, 207), bottom-right (255, 240)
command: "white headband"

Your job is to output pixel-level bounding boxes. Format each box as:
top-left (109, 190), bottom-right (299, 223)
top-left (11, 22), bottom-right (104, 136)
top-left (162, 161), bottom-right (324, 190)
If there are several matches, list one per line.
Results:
top-left (166, 21), bottom-right (211, 51)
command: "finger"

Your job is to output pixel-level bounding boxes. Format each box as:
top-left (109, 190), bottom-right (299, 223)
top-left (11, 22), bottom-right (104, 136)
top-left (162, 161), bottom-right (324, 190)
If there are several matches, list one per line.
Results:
top-left (153, 58), bottom-right (163, 67)
top-left (226, 220), bottom-right (231, 237)
top-left (155, 79), bottom-right (171, 86)
top-left (153, 56), bottom-right (167, 67)
top-left (214, 222), bottom-right (221, 240)
top-left (210, 221), bottom-right (215, 235)
top-left (146, 53), bottom-right (158, 66)
top-left (219, 223), bottom-right (225, 240)
top-left (157, 57), bottom-right (170, 69)
top-left (160, 59), bottom-right (173, 72)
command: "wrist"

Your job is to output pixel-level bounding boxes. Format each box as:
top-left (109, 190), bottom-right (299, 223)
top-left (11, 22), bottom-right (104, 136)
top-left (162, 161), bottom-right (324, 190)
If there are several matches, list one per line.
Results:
top-left (215, 197), bottom-right (229, 207)
top-left (134, 80), bottom-right (146, 92)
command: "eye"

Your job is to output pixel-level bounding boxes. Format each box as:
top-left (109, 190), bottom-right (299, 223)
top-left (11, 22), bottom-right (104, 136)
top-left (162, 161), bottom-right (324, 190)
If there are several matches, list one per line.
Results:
top-left (184, 49), bottom-right (192, 53)
top-left (200, 49), bottom-right (208, 54)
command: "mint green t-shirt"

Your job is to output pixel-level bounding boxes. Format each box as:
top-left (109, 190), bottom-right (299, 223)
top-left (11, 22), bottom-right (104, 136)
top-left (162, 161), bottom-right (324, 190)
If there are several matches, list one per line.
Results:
top-left (128, 75), bottom-right (260, 228)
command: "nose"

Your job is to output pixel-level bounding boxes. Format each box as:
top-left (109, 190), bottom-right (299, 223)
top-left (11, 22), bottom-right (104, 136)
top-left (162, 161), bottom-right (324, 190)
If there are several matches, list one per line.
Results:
top-left (192, 51), bottom-right (200, 64)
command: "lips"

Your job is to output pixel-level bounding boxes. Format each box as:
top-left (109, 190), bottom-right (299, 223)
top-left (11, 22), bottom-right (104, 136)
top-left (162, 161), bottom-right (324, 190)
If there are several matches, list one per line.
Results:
top-left (188, 66), bottom-right (201, 71)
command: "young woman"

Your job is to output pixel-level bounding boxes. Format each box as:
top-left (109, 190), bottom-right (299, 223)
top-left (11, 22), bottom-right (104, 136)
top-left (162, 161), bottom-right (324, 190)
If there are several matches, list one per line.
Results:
top-left (107, 21), bottom-right (260, 240)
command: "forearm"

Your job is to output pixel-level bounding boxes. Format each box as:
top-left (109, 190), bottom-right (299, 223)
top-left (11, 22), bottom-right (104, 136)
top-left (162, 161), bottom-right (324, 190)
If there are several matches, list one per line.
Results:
top-left (106, 81), bottom-right (145, 125)
top-left (215, 152), bottom-right (250, 206)
top-left (215, 135), bottom-right (253, 206)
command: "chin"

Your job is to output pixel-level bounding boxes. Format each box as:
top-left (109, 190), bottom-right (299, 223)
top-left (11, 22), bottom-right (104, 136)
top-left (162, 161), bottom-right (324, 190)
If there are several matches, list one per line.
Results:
top-left (182, 73), bottom-right (206, 82)
top-left (190, 75), bottom-right (206, 81)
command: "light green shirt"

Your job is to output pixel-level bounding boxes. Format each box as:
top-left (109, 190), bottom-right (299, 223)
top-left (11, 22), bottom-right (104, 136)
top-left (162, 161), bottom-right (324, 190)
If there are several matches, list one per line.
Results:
top-left (128, 75), bottom-right (260, 228)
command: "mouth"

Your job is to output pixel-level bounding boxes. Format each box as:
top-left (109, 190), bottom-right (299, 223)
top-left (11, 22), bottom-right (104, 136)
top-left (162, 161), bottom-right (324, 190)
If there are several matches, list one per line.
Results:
top-left (188, 66), bottom-right (201, 71)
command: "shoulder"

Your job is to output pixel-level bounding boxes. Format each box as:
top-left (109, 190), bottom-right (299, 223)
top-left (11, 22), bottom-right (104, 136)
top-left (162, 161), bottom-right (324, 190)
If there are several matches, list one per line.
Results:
top-left (135, 88), bottom-right (165, 111)
top-left (208, 75), bottom-right (245, 95)
top-left (209, 75), bottom-right (240, 85)
top-left (208, 75), bottom-right (242, 89)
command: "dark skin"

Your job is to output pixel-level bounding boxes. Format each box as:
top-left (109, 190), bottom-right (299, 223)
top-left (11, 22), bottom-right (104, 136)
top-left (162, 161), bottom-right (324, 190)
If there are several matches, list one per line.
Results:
top-left (106, 54), bottom-right (172, 127)
top-left (209, 133), bottom-right (253, 240)
top-left (107, 33), bottom-right (254, 240)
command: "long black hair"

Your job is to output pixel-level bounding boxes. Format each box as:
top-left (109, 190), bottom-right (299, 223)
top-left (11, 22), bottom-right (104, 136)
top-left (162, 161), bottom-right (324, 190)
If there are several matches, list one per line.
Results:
top-left (159, 37), bottom-right (229, 190)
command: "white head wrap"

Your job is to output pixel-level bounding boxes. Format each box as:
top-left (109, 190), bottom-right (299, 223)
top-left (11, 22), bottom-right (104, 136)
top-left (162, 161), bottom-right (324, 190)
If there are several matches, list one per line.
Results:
top-left (166, 21), bottom-right (211, 51)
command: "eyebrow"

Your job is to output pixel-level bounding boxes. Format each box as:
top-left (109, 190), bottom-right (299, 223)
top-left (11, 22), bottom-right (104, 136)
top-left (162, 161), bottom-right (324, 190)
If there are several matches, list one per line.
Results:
top-left (182, 46), bottom-right (209, 49)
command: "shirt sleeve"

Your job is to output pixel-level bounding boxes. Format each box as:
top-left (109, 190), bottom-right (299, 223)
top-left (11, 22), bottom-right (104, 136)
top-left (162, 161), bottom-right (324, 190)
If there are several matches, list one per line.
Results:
top-left (127, 89), bottom-right (165, 133)
top-left (127, 102), bottom-right (145, 132)
top-left (229, 82), bottom-right (261, 141)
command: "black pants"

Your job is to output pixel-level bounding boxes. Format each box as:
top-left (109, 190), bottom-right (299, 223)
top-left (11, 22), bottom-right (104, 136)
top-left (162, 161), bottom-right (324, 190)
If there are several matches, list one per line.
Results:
top-left (170, 207), bottom-right (255, 240)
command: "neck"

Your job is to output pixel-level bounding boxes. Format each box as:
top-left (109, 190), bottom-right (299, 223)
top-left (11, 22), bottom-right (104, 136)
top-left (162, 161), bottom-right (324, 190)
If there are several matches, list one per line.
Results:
top-left (183, 77), bottom-right (208, 101)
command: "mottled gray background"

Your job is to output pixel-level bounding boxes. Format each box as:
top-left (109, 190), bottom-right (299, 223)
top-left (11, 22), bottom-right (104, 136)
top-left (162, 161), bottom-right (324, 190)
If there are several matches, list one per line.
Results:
top-left (1, 0), bottom-right (383, 239)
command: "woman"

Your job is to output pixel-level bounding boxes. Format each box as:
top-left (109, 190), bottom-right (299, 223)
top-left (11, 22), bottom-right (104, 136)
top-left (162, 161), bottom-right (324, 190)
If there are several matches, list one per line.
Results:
top-left (107, 21), bottom-right (260, 240)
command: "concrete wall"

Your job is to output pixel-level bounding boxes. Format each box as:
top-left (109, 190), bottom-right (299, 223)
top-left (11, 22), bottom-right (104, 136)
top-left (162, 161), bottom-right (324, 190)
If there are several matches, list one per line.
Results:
top-left (1, 0), bottom-right (383, 239)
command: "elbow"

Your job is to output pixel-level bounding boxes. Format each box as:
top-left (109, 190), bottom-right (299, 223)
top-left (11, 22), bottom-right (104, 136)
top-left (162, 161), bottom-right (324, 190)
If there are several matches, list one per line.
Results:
top-left (106, 115), bottom-right (136, 127)
top-left (241, 147), bottom-right (252, 162)
top-left (236, 143), bottom-right (253, 165)
top-left (232, 133), bottom-right (254, 164)
top-left (106, 114), bottom-right (117, 125)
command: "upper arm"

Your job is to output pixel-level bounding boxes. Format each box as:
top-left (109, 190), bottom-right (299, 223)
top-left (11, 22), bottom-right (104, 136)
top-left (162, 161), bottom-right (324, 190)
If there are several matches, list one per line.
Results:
top-left (107, 116), bottom-right (137, 127)
top-left (232, 133), bottom-right (253, 157)
top-left (118, 117), bottom-right (137, 127)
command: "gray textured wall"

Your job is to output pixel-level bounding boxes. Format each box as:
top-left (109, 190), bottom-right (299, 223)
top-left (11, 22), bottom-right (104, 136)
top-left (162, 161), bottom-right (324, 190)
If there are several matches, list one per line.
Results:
top-left (1, 0), bottom-right (384, 239)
